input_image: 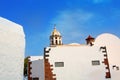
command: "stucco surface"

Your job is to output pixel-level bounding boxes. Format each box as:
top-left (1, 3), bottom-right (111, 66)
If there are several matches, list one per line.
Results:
top-left (0, 17), bottom-right (25, 80)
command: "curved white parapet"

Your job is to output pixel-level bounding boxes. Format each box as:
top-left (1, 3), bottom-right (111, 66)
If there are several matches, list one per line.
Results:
top-left (94, 33), bottom-right (120, 80)
top-left (94, 33), bottom-right (120, 47)
top-left (0, 17), bottom-right (25, 80)
top-left (94, 33), bottom-right (120, 64)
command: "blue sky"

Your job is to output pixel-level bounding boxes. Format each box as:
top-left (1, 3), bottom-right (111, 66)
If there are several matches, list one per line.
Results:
top-left (0, 0), bottom-right (120, 56)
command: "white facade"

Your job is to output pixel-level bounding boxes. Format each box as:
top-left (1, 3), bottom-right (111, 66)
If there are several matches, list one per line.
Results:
top-left (28, 56), bottom-right (44, 80)
top-left (45, 45), bottom-right (106, 80)
top-left (44, 33), bottom-right (120, 80)
top-left (28, 27), bottom-right (120, 80)
top-left (94, 33), bottom-right (120, 80)
top-left (0, 17), bottom-right (25, 80)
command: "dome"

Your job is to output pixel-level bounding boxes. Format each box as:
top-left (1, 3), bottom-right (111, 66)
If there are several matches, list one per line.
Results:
top-left (68, 43), bottom-right (81, 45)
top-left (94, 33), bottom-right (120, 67)
top-left (51, 27), bottom-right (61, 36)
top-left (94, 33), bottom-right (120, 46)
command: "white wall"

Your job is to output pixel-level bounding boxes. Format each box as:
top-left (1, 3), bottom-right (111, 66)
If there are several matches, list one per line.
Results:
top-left (46, 45), bottom-right (106, 80)
top-left (0, 17), bottom-right (25, 80)
top-left (30, 56), bottom-right (44, 80)
top-left (94, 33), bottom-right (120, 80)
top-left (46, 33), bottom-right (120, 80)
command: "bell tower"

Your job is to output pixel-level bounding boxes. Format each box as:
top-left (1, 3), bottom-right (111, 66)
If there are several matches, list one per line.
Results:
top-left (50, 26), bottom-right (62, 46)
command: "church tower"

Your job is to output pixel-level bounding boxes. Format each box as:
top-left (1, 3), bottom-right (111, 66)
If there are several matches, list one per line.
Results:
top-left (50, 27), bottom-right (62, 46)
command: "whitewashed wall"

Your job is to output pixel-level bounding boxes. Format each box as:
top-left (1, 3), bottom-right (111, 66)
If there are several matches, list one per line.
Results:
top-left (30, 56), bottom-right (44, 80)
top-left (46, 33), bottom-right (120, 80)
top-left (46, 45), bottom-right (106, 80)
top-left (0, 17), bottom-right (25, 80)
top-left (94, 33), bottom-right (120, 80)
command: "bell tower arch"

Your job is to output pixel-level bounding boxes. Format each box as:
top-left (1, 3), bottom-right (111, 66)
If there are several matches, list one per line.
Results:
top-left (50, 26), bottom-right (62, 46)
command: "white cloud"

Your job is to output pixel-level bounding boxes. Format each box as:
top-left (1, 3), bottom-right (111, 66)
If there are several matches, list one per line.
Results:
top-left (50, 9), bottom-right (94, 44)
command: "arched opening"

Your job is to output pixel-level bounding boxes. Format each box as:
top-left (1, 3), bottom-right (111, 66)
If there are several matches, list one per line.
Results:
top-left (56, 40), bottom-right (58, 45)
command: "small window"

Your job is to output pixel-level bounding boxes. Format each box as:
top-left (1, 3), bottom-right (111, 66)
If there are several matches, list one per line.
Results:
top-left (55, 62), bottom-right (64, 67)
top-left (32, 77), bottom-right (39, 80)
top-left (92, 60), bottom-right (100, 65)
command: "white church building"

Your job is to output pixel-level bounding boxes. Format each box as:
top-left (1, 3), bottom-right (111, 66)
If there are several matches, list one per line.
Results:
top-left (28, 27), bottom-right (120, 80)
